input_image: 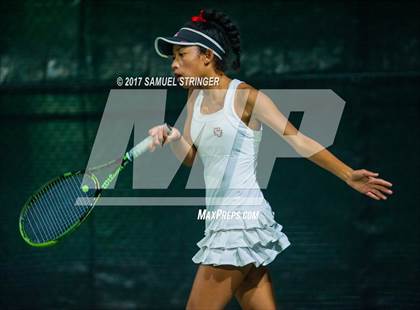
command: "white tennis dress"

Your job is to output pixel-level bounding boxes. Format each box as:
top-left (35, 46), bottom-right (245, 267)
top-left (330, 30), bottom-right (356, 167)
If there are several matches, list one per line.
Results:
top-left (190, 79), bottom-right (291, 267)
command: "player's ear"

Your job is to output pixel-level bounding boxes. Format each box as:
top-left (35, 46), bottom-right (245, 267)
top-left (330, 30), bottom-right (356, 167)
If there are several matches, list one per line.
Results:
top-left (202, 49), bottom-right (215, 66)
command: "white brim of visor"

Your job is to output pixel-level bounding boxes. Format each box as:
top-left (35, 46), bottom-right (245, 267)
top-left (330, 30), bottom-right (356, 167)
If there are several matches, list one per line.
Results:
top-left (154, 37), bottom-right (223, 60)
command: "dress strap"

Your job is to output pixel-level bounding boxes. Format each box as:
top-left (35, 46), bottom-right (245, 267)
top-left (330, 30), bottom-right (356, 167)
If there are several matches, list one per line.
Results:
top-left (223, 79), bottom-right (243, 120)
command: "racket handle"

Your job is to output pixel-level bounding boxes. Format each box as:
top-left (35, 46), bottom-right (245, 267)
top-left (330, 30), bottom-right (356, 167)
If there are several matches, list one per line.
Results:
top-left (126, 123), bottom-right (173, 161)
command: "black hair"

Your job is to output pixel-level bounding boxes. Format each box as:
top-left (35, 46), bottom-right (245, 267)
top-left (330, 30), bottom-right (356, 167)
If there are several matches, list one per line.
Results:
top-left (183, 9), bottom-right (241, 72)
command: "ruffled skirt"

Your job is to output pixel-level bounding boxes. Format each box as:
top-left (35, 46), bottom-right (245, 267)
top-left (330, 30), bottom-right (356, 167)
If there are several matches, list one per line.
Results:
top-left (192, 205), bottom-right (291, 268)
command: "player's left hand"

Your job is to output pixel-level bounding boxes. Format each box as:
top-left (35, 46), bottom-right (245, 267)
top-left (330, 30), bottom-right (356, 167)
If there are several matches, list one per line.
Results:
top-left (346, 169), bottom-right (393, 201)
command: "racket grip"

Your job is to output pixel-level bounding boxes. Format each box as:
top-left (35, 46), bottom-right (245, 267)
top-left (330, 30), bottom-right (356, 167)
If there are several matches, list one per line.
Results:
top-left (126, 123), bottom-right (173, 161)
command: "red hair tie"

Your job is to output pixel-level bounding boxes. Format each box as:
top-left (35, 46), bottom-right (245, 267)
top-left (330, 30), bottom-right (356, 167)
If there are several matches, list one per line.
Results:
top-left (191, 9), bottom-right (207, 22)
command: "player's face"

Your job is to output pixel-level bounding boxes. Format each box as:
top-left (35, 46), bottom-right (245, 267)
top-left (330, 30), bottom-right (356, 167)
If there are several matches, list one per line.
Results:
top-left (171, 45), bottom-right (209, 88)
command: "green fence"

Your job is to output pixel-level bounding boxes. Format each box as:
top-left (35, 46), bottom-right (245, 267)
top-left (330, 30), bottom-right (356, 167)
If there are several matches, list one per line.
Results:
top-left (1, 1), bottom-right (419, 309)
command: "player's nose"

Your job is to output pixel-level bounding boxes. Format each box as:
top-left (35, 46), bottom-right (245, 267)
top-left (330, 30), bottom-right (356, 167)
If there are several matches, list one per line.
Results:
top-left (171, 59), bottom-right (179, 71)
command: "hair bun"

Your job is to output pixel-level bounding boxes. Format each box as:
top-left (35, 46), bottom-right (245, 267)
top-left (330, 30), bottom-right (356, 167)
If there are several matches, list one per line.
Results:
top-left (201, 9), bottom-right (241, 71)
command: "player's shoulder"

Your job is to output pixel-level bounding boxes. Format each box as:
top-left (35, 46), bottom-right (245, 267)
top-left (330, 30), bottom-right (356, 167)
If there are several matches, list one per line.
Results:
top-left (236, 81), bottom-right (259, 105)
top-left (237, 81), bottom-right (257, 91)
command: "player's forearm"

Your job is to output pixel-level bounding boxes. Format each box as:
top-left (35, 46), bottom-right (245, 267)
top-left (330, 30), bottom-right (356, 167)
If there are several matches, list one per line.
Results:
top-left (169, 136), bottom-right (196, 167)
top-left (308, 148), bottom-right (354, 183)
top-left (293, 135), bottom-right (354, 183)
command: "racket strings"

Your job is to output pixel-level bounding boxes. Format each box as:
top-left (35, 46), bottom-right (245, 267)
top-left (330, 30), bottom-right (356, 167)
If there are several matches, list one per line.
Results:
top-left (39, 185), bottom-right (64, 238)
top-left (25, 182), bottom-right (70, 243)
top-left (27, 184), bottom-right (67, 242)
top-left (22, 174), bottom-right (96, 244)
top-left (26, 188), bottom-right (52, 243)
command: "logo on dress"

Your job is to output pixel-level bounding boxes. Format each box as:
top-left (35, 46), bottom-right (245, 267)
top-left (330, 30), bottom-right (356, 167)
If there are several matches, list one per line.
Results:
top-left (213, 127), bottom-right (223, 137)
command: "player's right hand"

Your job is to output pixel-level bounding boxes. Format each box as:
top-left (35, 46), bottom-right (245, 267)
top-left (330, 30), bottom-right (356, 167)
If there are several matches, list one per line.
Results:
top-left (148, 124), bottom-right (181, 152)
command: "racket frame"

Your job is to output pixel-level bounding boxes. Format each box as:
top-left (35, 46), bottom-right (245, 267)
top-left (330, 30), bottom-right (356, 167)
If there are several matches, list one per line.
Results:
top-left (19, 155), bottom-right (129, 247)
top-left (19, 123), bottom-right (172, 247)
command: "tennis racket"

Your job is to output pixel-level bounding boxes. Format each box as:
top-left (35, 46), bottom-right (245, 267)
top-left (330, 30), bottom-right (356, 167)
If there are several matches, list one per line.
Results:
top-left (19, 123), bottom-right (173, 247)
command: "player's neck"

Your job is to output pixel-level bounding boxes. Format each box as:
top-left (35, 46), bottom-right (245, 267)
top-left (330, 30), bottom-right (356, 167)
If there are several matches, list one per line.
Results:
top-left (201, 74), bottom-right (231, 102)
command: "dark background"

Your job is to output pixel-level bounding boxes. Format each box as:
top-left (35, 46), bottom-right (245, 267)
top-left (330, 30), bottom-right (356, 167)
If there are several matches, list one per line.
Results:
top-left (1, 0), bottom-right (419, 309)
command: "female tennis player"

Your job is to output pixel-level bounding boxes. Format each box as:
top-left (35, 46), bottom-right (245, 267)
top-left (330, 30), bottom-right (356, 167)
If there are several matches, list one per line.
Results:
top-left (148, 9), bottom-right (393, 310)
